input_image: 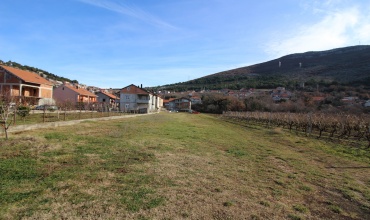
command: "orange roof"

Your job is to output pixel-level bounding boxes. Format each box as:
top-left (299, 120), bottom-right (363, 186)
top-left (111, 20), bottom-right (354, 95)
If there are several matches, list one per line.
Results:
top-left (312, 96), bottom-right (325, 101)
top-left (98, 91), bottom-right (119, 100)
top-left (1, 65), bottom-right (52, 85)
top-left (163, 98), bottom-right (176, 103)
top-left (63, 84), bottom-right (97, 97)
top-left (121, 84), bottom-right (150, 95)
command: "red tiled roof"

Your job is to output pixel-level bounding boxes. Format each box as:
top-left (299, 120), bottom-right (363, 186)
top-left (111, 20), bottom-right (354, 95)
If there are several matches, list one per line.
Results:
top-left (1, 65), bottom-right (53, 85)
top-left (163, 98), bottom-right (176, 103)
top-left (312, 96), bottom-right (325, 101)
top-left (63, 84), bottom-right (97, 97)
top-left (98, 91), bottom-right (119, 100)
top-left (121, 84), bottom-right (150, 95)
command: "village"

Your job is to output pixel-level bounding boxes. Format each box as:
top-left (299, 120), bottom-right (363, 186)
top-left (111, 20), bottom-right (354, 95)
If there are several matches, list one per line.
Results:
top-left (0, 65), bottom-right (193, 113)
top-left (1, 64), bottom-right (369, 118)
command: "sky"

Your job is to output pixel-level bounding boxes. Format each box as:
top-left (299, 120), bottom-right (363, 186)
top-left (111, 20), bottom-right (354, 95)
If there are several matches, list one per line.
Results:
top-left (1, 0), bottom-right (370, 88)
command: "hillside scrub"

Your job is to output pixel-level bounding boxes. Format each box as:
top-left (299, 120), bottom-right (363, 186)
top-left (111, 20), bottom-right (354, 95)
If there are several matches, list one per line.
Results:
top-left (0, 113), bottom-right (369, 219)
top-left (190, 91), bottom-right (369, 114)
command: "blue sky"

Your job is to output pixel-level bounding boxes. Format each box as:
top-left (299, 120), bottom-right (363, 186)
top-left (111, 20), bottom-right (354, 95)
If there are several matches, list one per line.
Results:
top-left (1, 0), bottom-right (369, 88)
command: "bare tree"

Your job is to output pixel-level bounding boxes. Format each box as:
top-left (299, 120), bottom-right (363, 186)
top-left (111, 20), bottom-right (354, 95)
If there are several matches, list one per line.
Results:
top-left (57, 100), bottom-right (75, 121)
top-left (0, 91), bottom-right (17, 139)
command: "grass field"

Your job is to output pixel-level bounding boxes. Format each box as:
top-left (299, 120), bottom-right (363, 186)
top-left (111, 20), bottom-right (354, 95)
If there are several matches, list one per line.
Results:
top-left (12, 111), bottom-right (129, 125)
top-left (0, 113), bottom-right (369, 219)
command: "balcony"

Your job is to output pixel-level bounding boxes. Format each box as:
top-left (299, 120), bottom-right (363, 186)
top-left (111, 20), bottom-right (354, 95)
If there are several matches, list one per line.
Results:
top-left (136, 99), bottom-right (149, 104)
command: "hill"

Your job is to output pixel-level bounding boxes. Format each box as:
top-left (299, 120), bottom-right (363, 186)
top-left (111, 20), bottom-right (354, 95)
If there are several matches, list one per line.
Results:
top-left (161, 45), bottom-right (370, 91)
top-left (0, 60), bottom-right (77, 84)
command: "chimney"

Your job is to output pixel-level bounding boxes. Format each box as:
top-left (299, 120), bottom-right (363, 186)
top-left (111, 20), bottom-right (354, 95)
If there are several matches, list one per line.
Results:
top-left (141, 84), bottom-right (143, 88)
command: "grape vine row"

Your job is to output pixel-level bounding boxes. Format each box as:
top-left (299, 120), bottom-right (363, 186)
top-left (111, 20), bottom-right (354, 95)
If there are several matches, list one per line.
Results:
top-left (222, 111), bottom-right (370, 148)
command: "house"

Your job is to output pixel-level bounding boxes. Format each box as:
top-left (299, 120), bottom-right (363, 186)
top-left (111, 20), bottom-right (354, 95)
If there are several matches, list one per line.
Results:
top-left (364, 100), bottom-right (370, 108)
top-left (53, 82), bottom-right (97, 107)
top-left (119, 84), bottom-right (162, 113)
top-left (96, 91), bottom-right (119, 105)
top-left (271, 87), bottom-right (292, 101)
top-left (312, 96), bottom-right (325, 103)
top-left (157, 95), bottom-right (164, 110)
top-left (163, 98), bottom-right (176, 110)
top-left (341, 96), bottom-right (358, 105)
top-left (190, 96), bottom-right (202, 105)
top-left (95, 90), bottom-right (120, 111)
top-left (167, 97), bottom-right (192, 111)
top-left (0, 65), bottom-right (54, 105)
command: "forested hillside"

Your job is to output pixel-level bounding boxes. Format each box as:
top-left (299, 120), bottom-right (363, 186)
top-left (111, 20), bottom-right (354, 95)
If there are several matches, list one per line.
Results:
top-left (160, 45), bottom-right (370, 91)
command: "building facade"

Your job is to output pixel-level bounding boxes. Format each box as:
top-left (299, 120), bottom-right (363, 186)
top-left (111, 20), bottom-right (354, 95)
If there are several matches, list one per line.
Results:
top-left (167, 97), bottom-right (192, 111)
top-left (0, 65), bottom-right (54, 105)
top-left (95, 91), bottom-right (120, 111)
top-left (53, 83), bottom-right (97, 107)
top-left (119, 84), bottom-right (162, 113)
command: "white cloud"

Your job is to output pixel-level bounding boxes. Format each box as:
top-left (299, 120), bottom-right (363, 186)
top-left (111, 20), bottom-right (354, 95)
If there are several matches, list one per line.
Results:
top-left (267, 9), bottom-right (359, 56)
top-left (301, 0), bottom-right (346, 14)
top-left (77, 0), bottom-right (177, 29)
top-left (265, 0), bottom-right (370, 57)
top-left (356, 24), bottom-right (370, 43)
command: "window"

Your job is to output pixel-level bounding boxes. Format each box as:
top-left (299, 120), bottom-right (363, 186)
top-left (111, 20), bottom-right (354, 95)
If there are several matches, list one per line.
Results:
top-left (103, 98), bottom-right (106, 102)
top-left (126, 95), bottom-right (130, 100)
top-left (5, 73), bottom-right (11, 80)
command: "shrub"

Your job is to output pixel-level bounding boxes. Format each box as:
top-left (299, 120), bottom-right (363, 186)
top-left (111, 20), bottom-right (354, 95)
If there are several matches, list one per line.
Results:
top-left (17, 105), bottom-right (31, 121)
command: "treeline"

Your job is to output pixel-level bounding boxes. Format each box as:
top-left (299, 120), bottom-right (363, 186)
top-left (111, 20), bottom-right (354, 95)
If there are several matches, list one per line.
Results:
top-left (0, 60), bottom-right (78, 84)
top-left (192, 92), bottom-right (369, 115)
top-left (157, 75), bottom-right (368, 93)
top-left (192, 93), bottom-right (274, 114)
top-left (160, 75), bottom-right (290, 92)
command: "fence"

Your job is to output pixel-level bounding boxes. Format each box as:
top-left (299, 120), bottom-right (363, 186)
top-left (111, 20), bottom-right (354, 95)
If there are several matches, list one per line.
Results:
top-left (9, 108), bottom-right (140, 126)
top-left (222, 111), bottom-right (370, 148)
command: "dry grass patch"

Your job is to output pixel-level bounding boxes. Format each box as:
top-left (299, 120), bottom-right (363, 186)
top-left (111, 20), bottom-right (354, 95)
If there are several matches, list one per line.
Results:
top-left (0, 113), bottom-right (369, 219)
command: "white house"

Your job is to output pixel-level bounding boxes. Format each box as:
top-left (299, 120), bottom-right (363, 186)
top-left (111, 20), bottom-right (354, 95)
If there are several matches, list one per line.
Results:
top-left (364, 100), bottom-right (370, 108)
top-left (119, 84), bottom-right (162, 113)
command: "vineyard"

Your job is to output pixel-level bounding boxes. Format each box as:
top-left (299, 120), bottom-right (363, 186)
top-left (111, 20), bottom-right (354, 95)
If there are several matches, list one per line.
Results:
top-left (222, 111), bottom-right (370, 148)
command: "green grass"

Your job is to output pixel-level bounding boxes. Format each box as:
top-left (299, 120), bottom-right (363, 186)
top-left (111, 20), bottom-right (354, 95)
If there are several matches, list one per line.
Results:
top-left (0, 112), bottom-right (369, 219)
top-left (293, 204), bottom-right (309, 213)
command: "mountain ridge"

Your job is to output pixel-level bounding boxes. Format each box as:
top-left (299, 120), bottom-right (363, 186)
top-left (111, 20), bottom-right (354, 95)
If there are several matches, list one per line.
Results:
top-left (162, 45), bottom-right (370, 91)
